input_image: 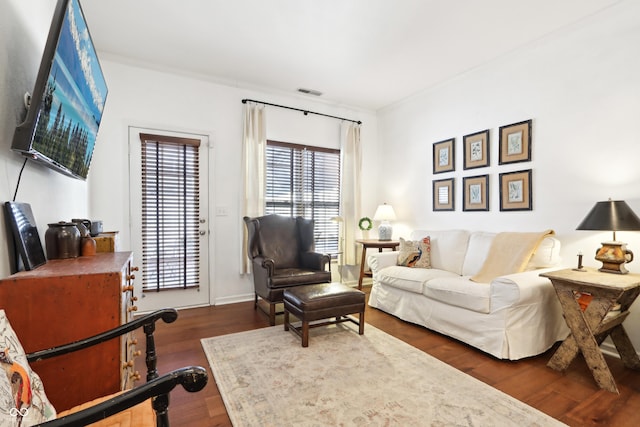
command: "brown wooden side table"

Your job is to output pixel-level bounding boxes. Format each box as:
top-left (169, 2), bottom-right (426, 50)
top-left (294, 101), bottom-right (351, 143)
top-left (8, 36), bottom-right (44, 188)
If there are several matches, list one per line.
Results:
top-left (356, 239), bottom-right (399, 290)
top-left (540, 268), bottom-right (640, 393)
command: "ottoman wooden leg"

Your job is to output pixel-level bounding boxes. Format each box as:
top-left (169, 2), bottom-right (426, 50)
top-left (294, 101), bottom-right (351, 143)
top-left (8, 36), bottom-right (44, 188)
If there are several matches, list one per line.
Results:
top-left (302, 321), bottom-right (310, 347)
top-left (359, 311), bottom-right (365, 335)
top-left (284, 310), bottom-right (290, 331)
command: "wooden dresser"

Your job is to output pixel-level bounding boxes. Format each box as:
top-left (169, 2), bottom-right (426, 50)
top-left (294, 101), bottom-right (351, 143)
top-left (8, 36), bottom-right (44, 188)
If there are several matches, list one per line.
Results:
top-left (0, 252), bottom-right (139, 411)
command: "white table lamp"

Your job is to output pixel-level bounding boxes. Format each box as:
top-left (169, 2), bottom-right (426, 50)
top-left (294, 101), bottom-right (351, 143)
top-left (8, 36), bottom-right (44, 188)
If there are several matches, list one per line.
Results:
top-left (373, 203), bottom-right (396, 241)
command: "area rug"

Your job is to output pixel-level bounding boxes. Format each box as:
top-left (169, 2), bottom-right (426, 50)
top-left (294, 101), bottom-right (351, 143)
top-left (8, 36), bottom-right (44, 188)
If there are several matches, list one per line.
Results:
top-left (201, 323), bottom-right (565, 426)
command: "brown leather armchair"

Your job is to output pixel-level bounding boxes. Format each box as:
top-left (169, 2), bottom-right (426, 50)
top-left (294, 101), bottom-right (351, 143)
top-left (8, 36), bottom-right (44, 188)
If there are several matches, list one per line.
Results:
top-left (244, 214), bottom-right (331, 325)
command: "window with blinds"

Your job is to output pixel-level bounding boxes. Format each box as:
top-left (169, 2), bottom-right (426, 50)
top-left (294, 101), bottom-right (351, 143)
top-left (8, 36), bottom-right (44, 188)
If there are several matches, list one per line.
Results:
top-left (265, 140), bottom-right (340, 255)
top-left (139, 133), bottom-right (200, 292)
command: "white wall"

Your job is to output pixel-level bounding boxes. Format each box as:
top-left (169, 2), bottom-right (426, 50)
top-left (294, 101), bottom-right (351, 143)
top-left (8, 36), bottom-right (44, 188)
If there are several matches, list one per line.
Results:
top-left (0, 0), bottom-right (90, 278)
top-left (4, 0), bottom-right (640, 356)
top-left (376, 1), bottom-right (640, 351)
top-left (89, 60), bottom-right (377, 305)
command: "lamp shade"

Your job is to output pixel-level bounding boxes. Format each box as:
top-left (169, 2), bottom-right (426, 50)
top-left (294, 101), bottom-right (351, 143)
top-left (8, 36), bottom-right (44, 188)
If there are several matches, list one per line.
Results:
top-left (576, 200), bottom-right (640, 234)
top-left (373, 204), bottom-right (396, 221)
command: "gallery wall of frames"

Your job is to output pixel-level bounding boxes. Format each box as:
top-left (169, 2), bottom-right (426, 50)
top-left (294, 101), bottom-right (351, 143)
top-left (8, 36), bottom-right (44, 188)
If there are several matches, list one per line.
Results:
top-left (432, 119), bottom-right (532, 212)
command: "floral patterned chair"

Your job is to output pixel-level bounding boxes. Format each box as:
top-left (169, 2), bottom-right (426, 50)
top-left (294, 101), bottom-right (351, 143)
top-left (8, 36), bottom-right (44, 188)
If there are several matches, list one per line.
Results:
top-left (0, 308), bottom-right (207, 426)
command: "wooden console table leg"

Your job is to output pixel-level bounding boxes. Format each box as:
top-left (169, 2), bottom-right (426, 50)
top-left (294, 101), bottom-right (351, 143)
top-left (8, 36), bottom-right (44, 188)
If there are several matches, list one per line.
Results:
top-left (357, 245), bottom-right (367, 290)
top-left (551, 287), bottom-right (619, 393)
top-left (610, 325), bottom-right (640, 369)
top-left (302, 321), bottom-right (309, 347)
top-left (547, 334), bottom-right (580, 371)
top-left (576, 331), bottom-right (618, 393)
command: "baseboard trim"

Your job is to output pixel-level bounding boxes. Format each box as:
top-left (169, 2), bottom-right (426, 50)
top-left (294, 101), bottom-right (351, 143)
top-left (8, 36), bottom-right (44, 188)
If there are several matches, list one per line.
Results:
top-left (214, 293), bottom-right (254, 306)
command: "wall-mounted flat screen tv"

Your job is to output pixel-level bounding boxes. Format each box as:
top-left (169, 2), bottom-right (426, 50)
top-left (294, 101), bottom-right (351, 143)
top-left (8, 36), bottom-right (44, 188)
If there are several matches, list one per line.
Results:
top-left (11, 0), bottom-right (108, 180)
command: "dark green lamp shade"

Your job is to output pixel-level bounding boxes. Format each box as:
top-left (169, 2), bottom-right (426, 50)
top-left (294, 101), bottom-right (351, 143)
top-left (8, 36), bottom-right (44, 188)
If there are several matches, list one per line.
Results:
top-left (576, 200), bottom-right (640, 233)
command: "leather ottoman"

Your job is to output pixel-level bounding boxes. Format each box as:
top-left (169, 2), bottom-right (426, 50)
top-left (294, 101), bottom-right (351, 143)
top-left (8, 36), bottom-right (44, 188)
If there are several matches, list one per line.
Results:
top-left (283, 282), bottom-right (365, 347)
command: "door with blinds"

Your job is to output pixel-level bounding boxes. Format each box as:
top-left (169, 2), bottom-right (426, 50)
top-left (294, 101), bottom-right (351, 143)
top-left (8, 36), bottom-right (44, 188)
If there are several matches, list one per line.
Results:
top-left (129, 127), bottom-right (210, 311)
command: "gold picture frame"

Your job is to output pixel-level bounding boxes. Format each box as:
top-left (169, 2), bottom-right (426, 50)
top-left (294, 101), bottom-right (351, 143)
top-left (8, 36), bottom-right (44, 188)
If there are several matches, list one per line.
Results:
top-left (463, 175), bottom-right (489, 211)
top-left (433, 138), bottom-right (455, 174)
top-left (499, 169), bottom-right (532, 211)
top-left (433, 178), bottom-right (455, 211)
top-left (499, 120), bottom-right (532, 164)
top-left (463, 129), bottom-right (490, 170)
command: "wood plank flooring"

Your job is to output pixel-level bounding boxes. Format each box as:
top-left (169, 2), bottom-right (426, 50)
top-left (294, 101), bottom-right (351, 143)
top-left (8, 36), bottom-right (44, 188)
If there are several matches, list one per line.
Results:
top-left (135, 289), bottom-right (640, 426)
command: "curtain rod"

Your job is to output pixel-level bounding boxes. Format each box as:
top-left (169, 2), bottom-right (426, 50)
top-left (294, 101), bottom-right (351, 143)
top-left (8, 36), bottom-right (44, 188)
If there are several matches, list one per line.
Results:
top-left (242, 99), bottom-right (362, 125)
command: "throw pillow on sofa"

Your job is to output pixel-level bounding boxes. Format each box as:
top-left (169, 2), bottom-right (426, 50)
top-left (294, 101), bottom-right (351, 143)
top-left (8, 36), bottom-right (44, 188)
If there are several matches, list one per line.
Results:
top-left (397, 237), bottom-right (431, 268)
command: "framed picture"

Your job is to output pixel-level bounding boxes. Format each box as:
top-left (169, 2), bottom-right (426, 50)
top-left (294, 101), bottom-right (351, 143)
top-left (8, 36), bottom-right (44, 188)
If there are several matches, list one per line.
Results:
top-left (433, 138), bottom-right (455, 174)
top-left (433, 178), bottom-right (455, 211)
top-left (499, 169), bottom-right (532, 211)
top-left (463, 175), bottom-right (489, 211)
top-left (499, 119), bottom-right (532, 164)
top-left (463, 129), bottom-right (490, 169)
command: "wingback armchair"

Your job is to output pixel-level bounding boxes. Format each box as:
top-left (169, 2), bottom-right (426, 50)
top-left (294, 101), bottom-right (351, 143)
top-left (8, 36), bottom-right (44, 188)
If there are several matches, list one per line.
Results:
top-left (244, 214), bottom-right (331, 325)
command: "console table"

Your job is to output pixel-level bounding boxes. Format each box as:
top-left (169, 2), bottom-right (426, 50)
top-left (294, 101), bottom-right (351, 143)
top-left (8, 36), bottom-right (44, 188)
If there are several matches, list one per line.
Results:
top-left (356, 239), bottom-right (399, 289)
top-left (0, 252), bottom-right (139, 410)
top-left (540, 268), bottom-right (640, 393)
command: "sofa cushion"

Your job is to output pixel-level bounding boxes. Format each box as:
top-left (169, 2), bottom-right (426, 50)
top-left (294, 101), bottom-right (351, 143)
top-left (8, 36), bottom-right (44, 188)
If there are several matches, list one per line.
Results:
top-left (411, 230), bottom-right (470, 275)
top-left (396, 237), bottom-right (431, 268)
top-left (461, 232), bottom-right (496, 276)
top-left (423, 277), bottom-right (492, 313)
top-left (57, 391), bottom-right (155, 426)
top-left (471, 230), bottom-right (556, 283)
top-left (526, 236), bottom-right (562, 269)
top-left (377, 266), bottom-right (459, 294)
top-left (460, 233), bottom-right (560, 275)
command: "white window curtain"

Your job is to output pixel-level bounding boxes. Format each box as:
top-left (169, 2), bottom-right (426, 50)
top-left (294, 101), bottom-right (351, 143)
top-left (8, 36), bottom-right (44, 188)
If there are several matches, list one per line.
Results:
top-left (340, 122), bottom-right (362, 265)
top-left (241, 102), bottom-right (267, 274)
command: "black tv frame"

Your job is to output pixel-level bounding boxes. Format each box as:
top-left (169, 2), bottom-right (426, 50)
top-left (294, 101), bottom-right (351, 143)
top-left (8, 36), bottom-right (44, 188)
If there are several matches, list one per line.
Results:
top-left (11, 0), bottom-right (108, 180)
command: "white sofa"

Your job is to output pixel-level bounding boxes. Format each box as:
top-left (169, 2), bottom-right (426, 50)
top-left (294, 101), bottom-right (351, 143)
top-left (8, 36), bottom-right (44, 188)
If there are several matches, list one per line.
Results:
top-left (367, 229), bottom-right (570, 360)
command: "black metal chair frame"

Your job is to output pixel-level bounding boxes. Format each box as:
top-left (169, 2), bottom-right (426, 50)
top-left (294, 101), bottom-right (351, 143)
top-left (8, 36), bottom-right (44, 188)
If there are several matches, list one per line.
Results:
top-left (29, 308), bottom-right (207, 427)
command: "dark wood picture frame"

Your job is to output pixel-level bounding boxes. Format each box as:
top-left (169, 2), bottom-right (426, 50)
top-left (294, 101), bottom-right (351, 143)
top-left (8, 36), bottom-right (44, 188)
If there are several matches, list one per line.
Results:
top-left (433, 178), bottom-right (455, 211)
top-left (499, 169), bottom-right (532, 211)
top-left (463, 175), bottom-right (489, 211)
top-left (463, 129), bottom-right (490, 170)
top-left (499, 119), bottom-right (532, 164)
top-left (433, 138), bottom-right (455, 174)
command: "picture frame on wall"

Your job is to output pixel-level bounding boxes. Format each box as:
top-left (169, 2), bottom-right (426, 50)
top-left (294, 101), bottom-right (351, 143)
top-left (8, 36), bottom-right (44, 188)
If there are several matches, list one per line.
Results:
top-left (463, 175), bottom-right (489, 211)
top-left (499, 119), bottom-right (532, 164)
top-left (499, 169), bottom-right (532, 211)
top-left (463, 129), bottom-right (490, 170)
top-left (433, 138), bottom-right (455, 174)
top-left (433, 178), bottom-right (455, 211)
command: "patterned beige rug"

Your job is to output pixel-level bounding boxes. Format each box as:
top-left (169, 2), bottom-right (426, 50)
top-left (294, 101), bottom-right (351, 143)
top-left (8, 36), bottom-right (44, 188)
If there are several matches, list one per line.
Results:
top-left (201, 323), bottom-right (565, 426)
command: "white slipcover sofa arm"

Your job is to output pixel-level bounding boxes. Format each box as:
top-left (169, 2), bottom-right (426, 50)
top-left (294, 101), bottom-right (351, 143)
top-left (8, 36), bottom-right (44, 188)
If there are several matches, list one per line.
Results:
top-left (368, 251), bottom-right (398, 275)
top-left (490, 267), bottom-right (560, 311)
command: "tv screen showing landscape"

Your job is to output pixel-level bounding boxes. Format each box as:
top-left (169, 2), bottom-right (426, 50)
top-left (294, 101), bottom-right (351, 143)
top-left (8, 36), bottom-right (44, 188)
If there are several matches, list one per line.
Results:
top-left (13, 0), bottom-right (108, 180)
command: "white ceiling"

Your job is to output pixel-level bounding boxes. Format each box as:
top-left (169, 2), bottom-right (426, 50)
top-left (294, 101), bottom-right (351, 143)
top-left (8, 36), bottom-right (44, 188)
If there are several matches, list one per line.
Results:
top-left (80, 0), bottom-right (620, 111)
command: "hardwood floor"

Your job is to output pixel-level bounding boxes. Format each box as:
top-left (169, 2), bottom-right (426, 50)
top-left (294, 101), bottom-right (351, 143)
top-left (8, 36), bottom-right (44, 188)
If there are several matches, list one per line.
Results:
top-left (137, 289), bottom-right (640, 426)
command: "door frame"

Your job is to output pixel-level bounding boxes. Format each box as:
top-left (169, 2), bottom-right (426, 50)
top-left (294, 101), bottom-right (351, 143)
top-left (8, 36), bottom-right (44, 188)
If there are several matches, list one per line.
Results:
top-left (127, 124), bottom-right (215, 312)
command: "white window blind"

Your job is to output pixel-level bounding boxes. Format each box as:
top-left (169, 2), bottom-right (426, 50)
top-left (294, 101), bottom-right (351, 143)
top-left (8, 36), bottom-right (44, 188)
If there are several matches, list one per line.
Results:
top-left (265, 140), bottom-right (340, 255)
top-left (140, 133), bottom-right (200, 292)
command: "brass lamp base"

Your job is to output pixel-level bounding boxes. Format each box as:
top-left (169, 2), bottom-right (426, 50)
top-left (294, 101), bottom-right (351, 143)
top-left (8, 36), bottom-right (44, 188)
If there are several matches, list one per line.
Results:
top-left (595, 241), bottom-right (634, 274)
